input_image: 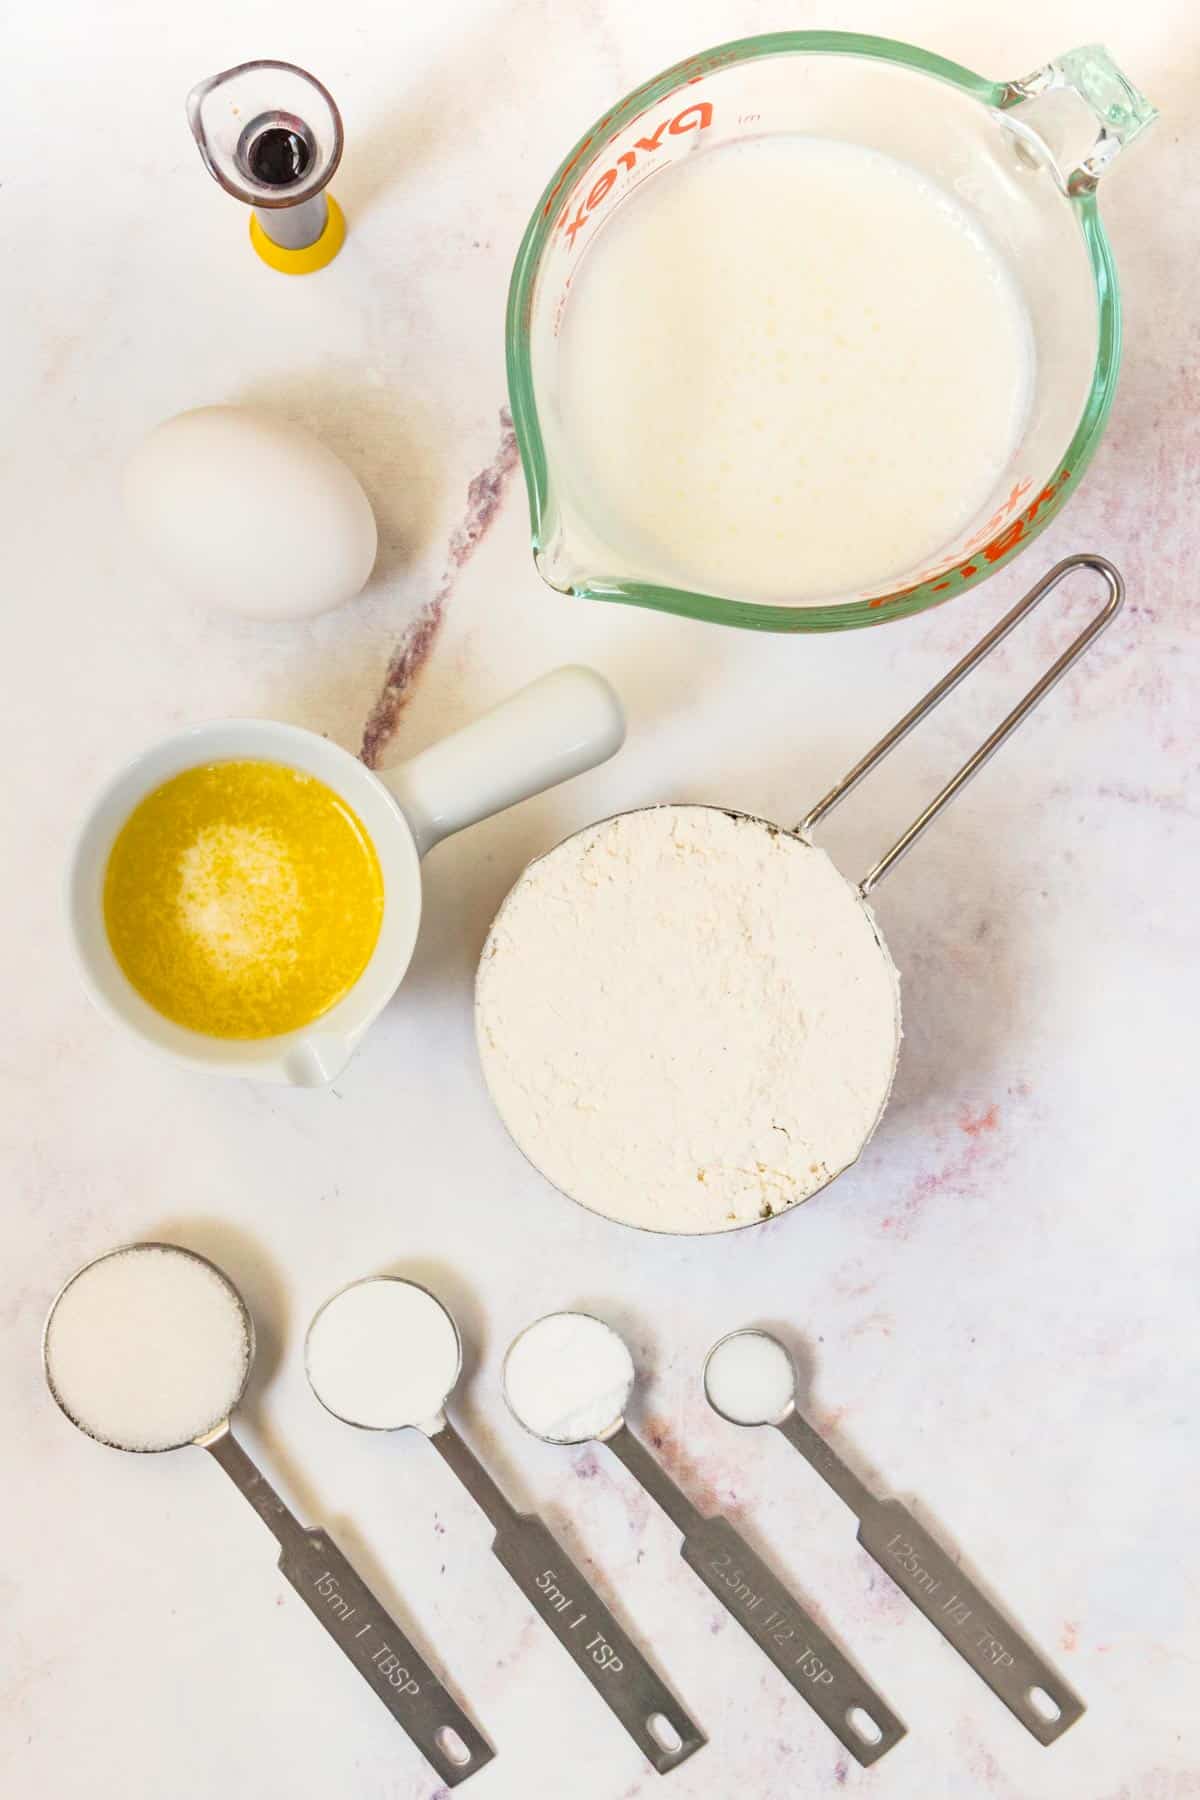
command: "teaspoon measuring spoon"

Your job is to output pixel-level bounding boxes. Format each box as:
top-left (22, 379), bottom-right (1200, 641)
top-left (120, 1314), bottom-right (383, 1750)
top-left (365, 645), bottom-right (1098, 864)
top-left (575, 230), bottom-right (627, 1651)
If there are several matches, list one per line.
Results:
top-left (305, 1277), bottom-right (704, 1774)
top-left (503, 1312), bottom-right (905, 1767)
top-left (43, 1243), bottom-right (493, 1786)
top-left (704, 1329), bottom-right (1084, 1744)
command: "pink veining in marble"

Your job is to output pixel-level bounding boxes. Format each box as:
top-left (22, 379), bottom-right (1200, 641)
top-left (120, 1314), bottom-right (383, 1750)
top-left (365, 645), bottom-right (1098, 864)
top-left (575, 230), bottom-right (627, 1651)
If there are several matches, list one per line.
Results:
top-left (360, 407), bottom-right (521, 767)
top-left (879, 1089), bottom-right (1032, 1240)
top-left (959, 1102), bottom-right (1001, 1137)
top-left (643, 1414), bottom-right (744, 1520)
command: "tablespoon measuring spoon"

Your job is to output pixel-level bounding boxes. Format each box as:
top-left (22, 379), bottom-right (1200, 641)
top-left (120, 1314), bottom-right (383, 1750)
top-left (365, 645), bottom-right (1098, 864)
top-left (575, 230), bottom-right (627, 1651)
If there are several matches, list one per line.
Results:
top-left (503, 1312), bottom-right (905, 1766)
top-left (304, 1277), bottom-right (704, 1774)
top-left (43, 1243), bottom-right (493, 1786)
top-left (704, 1330), bottom-right (1084, 1744)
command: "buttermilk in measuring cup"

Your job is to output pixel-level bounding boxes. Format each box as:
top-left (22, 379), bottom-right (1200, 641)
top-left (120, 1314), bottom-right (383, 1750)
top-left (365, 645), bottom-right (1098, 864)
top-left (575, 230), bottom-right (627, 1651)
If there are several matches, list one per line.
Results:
top-left (553, 135), bottom-right (1034, 604)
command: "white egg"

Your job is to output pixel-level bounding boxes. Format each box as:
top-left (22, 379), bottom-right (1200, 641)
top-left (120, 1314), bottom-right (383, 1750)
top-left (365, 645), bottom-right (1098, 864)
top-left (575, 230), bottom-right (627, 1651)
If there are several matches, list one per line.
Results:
top-left (124, 405), bottom-right (378, 621)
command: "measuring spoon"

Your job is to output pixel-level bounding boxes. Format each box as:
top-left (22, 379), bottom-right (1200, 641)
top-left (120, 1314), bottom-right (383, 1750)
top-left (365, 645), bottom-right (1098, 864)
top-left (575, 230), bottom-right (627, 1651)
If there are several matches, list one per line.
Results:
top-left (704, 1329), bottom-right (1084, 1744)
top-left (305, 1277), bottom-right (704, 1774)
top-left (43, 1243), bottom-right (493, 1786)
top-left (503, 1311), bottom-right (905, 1767)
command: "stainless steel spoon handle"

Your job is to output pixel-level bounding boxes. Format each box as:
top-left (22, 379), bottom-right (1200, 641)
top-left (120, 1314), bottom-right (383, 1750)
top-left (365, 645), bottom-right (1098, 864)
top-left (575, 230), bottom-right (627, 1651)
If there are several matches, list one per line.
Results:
top-left (204, 1426), bottom-right (494, 1785)
top-left (432, 1421), bottom-right (704, 1772)
top-left (856, 1498), bottom-right (1083, 1744)
top-left (776, 1411), bottom-right (1083, 1743)
top-left (679, 1515), bottom-right (904, 1765)
top-left (605, 1426), bottom-right (904, 1766)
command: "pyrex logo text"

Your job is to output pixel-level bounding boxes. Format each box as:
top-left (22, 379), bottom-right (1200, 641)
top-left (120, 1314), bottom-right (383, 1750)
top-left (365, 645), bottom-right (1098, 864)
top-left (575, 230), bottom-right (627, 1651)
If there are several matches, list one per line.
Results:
top-left (555, 103), bottom-right (713, 248)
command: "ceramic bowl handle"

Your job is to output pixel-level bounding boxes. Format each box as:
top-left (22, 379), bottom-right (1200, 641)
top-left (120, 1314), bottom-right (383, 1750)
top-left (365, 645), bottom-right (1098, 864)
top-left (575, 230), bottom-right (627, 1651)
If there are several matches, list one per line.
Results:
top-left (382, 666), bottom-right (624, 856)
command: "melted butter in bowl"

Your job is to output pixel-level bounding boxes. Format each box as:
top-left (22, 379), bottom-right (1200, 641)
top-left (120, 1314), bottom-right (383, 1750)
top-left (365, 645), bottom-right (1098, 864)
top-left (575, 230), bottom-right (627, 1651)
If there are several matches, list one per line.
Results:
top-left (104, 759), bottom-right (383, 1039)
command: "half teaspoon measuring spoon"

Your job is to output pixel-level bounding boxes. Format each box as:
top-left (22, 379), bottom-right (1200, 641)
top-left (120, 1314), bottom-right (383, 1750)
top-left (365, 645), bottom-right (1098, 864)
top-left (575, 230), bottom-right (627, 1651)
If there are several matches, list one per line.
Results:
top-left (305, 1277), bottom-right (705, 1774)
top-left (704, 1329), bottom-right (1084, 1744)
top-left (503, 1311), bottom-right (905, 1767)
top-left (43, 1243), bottom-right (493, 1786)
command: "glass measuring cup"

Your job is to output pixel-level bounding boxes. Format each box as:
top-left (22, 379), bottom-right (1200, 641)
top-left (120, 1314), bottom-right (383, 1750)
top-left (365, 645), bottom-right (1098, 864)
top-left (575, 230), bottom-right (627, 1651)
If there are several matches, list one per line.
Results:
top-left (703, 1330), bottom-right (1084, 1744)
top-left (43, 1244), bottom-right (493, 1786)
top-left (507, 34), bottom-right (1155, 630)
top-left (304, 1276), bottom-right (705, 1772)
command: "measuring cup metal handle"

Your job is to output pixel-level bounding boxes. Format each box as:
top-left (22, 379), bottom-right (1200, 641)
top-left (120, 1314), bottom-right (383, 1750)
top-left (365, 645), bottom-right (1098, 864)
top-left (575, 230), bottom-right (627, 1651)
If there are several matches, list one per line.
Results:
top-left (679, 1515), bottom-right (905, 1765)
top-left (382, 665), bottom-right (625, 855)
top-left (490, 1513), bottom-right (706, 1771)
top-left (856, 1498), bottom-right (1084, 1744)
top-left (798, 554), bottom-right (1123, 895)
top-left (204, 1429), bottom-right (494, 1785)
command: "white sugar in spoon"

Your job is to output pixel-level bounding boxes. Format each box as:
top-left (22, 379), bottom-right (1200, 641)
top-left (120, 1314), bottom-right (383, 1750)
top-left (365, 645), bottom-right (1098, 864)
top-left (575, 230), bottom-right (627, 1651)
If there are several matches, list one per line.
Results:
top-left (305, 1277), bottom-right (704, 1774)
top-left (704, 1329), bottom-right (1084, 1744)
top-left (43, 1243), bottom-right (492, 1786)
top-left (503, 1311), bottom-right (905, 1767)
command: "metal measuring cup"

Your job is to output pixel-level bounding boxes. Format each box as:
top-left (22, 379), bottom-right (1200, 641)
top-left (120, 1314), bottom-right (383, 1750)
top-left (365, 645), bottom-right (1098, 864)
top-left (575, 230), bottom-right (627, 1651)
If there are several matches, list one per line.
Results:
top-left (43, 1243), bottom-right (493, 1787)
top-left (304, 1277), bottom-right (705, 1774)
top-left (476, 554), bottom-right (1124, 1234)
top-left (503, 1311), bottom-right (906, 1767)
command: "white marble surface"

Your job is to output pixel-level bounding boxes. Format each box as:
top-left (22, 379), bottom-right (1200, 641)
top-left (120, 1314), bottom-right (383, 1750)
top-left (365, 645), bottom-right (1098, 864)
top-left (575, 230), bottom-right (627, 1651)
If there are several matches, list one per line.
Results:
top-left (3, 2), bottom-right (1197, 1796)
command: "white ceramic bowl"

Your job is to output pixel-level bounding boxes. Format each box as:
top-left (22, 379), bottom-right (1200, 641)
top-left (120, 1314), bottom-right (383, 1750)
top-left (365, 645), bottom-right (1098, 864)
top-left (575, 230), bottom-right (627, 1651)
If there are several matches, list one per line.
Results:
top-left (67, 668), bottom-right (624, 1085)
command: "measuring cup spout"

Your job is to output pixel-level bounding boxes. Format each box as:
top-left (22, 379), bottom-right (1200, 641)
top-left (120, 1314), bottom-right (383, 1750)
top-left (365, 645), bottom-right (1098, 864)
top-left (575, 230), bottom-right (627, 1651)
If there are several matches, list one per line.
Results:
top-left (282, 1033), bottom-right (354, 1087)
top-left (380, 665), bottom-right (624, 856)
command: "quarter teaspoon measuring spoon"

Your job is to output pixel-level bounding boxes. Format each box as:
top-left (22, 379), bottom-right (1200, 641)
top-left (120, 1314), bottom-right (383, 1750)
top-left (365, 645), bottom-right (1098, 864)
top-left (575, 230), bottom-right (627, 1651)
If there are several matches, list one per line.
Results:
top-left (43, 1243), bottom-right (493, 1787)
top-left (504, 1311), bottom-right (905, 1767)
top-left (704, 1328), bottom-right (1084, 1744)
top-left (304, 1277), bottom-right (705, 1774)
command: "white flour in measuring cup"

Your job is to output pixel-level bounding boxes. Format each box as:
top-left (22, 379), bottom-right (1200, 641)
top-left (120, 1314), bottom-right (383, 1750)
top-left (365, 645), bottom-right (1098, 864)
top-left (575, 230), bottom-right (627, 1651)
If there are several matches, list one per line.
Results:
top-left (476, 806), bottom-right (900, 1233)
top-left (44, 1244), bottom-right (251, 1451)
top-left (553, 134), bottom-right (1034, 603)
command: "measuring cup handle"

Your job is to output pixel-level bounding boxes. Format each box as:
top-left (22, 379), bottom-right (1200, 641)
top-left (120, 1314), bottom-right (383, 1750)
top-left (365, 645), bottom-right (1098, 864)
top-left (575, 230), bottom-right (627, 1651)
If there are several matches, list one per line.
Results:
top-left (380, 666), bottom-right (624, 856)
top-left (1000, 46), bottom-right (1157, 196)
top-left (799, 555), bottom-right (1123, 896)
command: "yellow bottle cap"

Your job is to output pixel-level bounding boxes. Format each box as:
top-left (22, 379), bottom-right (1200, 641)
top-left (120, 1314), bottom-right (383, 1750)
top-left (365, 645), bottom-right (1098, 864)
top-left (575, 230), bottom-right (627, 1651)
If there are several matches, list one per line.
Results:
top-left (249, 194), bottom-right (346, 274)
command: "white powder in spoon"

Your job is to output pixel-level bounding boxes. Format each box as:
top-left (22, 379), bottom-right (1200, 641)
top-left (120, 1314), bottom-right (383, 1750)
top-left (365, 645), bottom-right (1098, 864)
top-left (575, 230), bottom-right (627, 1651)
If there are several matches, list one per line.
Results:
top-left (476, 805), bottom-right (901, 1233)
top-left (44, 1244), bottom-right (251, 1452)
top-left (705, 1331), bottom-right (796, 1426)
top-left (504, 1312), bottom-right (634, 1444)
top-left (305, 1279), bottom-right (461, 1431)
